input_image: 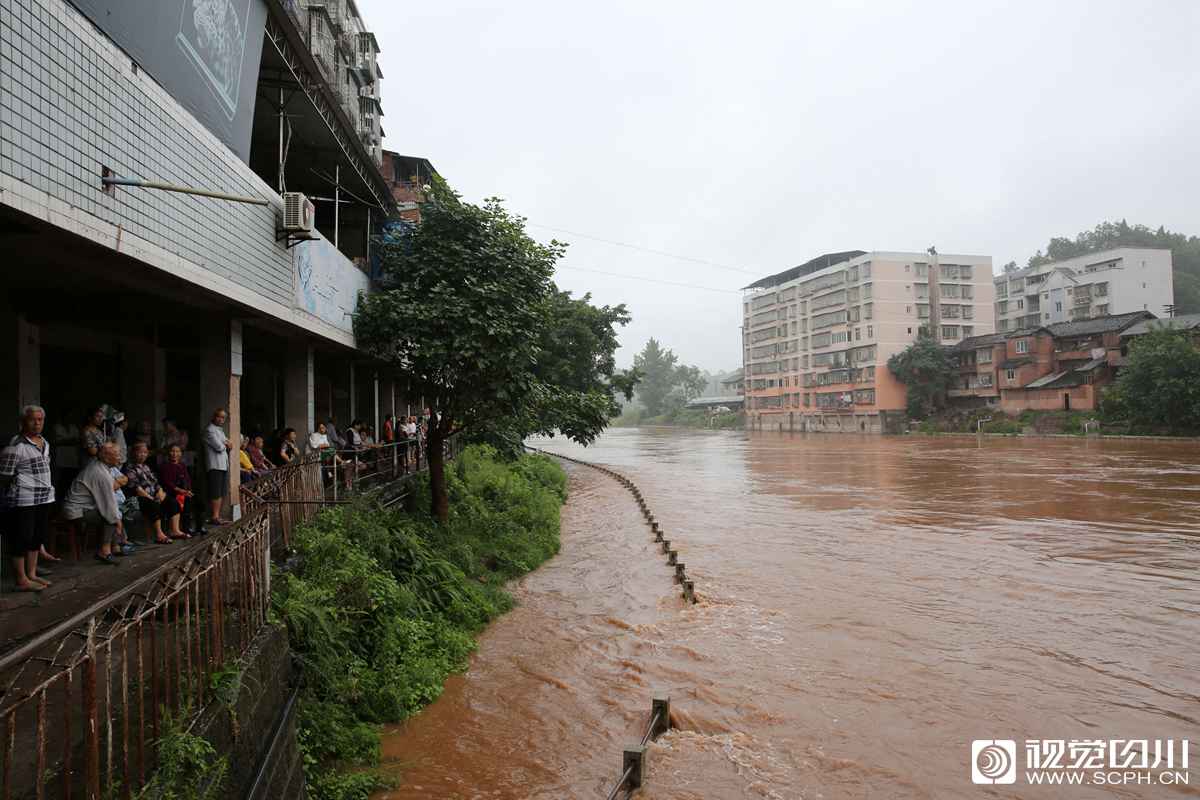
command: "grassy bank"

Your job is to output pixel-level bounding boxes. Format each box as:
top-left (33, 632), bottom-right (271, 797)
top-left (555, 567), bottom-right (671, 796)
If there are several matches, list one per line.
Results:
top-left (271, 445), bottom-right (567, 800)
top-left (611, 407), bottom-right (743, 430)
top-left (913, 408), bottom-right (1101, 436)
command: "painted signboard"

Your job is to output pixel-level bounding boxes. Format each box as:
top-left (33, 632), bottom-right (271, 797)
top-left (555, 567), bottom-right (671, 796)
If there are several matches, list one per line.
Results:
top-left (71, 0), bottom-right (268, 161)
top-left (294, 233), bottom-right (370, 334)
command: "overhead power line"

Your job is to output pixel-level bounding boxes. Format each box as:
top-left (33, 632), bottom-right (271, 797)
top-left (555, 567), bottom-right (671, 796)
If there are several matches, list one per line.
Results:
top-left (529, 222), bottom-right (762, 276)
top-left (555, 264), bottom-right (741, 294)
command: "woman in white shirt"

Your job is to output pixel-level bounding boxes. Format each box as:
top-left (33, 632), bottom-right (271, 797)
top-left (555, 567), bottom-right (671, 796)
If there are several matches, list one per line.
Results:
top-left (308, 422), bottom-right (330, 454)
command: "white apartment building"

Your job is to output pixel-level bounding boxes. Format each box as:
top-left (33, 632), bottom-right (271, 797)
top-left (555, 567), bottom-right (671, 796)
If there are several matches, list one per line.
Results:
top-left (742, 250), bottom-right (995, 433)
top-left (994, 248), bottom-right (1173, 332)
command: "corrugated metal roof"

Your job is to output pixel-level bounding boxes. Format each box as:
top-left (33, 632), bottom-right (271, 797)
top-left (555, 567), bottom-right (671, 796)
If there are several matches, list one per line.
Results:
top-left (742, 251), bottom-right (867, 290)
top-left (999, 357), bottom-right (1034, 369)
top-left (1122, 313), bottom-right (1200, 337)
top-left (1024, 371), bottom-right (1068, 388)
top-left (1045, 311), bottom-right (1154, 338)
top-left (1076, 356), bottom-right (1107, 371)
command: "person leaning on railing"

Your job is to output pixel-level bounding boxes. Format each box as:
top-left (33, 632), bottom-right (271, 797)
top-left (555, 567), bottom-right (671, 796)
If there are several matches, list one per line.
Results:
top-left (308, 422), bottom-right (351, 488)
top-left (61, 441), bottom-right (124, 565)
top-left (277, 427), bottom-right (300, 465)
top-left (0, 404), bottom-right (56, 591)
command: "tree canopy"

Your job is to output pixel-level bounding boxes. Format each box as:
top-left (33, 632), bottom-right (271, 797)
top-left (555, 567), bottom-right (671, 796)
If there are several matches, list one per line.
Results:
top-left (1022, 220), bottom-right (1200, 313)
top-left (354, 181), bottom-right (637, 519)
top-left (632, 339), bottom-right (706, 417)
top-left (1101, 327), bottom-right (1200, 433)
top-left (886, 335), bottom-right (955, 418)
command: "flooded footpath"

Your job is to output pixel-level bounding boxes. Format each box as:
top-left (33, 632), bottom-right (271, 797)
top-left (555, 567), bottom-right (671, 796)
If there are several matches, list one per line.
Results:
top-left (375, 429), bottom-right (1200, 799)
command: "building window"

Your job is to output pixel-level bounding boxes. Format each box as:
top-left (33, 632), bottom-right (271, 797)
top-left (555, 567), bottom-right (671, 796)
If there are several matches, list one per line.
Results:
top-left (1097, 304), bottom-right (1109, 315)
top-left (864, 303), bottom-right (873, 320)
top-left (978, 348), bottom-right (992, 364)
top-left (998, 301), bottom-right (1008, 313)
top-left (1017, 299), bottom-right (1024, 310)
top-left (1015, 339), bottom-right (1029, 354)
top-left (1005, 369), bottom-right (1016, 382)
top-left (941, 325), bottom-right (959, 340)
top-left (866, 325), bottom-right (873, 338)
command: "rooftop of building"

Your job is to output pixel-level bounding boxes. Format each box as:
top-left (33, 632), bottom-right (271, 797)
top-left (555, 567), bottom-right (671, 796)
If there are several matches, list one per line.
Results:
top-left (1122, 313), bottom-right (1200, 337)
top-left (743, 251), bottom-right (866, 291)
top-left (995, 246), bottom-right (1172, 282)
top-left (1044, 310), bottom-right (1154, 338)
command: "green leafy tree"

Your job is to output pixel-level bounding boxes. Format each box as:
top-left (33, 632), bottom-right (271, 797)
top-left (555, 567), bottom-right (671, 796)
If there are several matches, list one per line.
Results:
top-left (631, 339), bottom-right (705, 416)
top-left (886, 335), bottom-right (955, 418)
top-left (1001, 260), bottom-right (1019, 274)
top-left (632, 338), bottom-right (679, 416)
top-left (1107, 327), bottom-right (1200, 432)
top-left (354, 181), bottom-right (636, 520)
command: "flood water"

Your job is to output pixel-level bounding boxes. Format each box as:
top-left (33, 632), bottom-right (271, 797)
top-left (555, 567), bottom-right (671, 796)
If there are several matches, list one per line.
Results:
top-left (375, 429), bottom-right (1200, 799)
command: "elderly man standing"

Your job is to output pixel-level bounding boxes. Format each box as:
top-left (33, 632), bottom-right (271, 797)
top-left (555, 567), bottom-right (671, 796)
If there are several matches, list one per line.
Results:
top-left (0, 405), bottom-right (56, 590)
top-left (204, 408), bottom-right (232, 527)
top-left (62, 440), bottom-right (124, 564)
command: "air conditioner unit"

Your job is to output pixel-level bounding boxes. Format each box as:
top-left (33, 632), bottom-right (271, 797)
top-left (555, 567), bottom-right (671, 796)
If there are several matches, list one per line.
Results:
top-left (282, 192), bottom-right (315, 233)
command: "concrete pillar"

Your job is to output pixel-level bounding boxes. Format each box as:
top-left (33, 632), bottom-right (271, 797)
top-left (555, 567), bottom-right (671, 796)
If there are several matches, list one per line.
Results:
top-left (1, 313), bottom-right (42, 415)
top-left (372, 372), bottom-right (380, 437)
top-left (199, 319), bottom-right (242, 520)
top-left (348, 362), bottom-right (356, 421)
top-left (283, 344), bottom-right (314, 438)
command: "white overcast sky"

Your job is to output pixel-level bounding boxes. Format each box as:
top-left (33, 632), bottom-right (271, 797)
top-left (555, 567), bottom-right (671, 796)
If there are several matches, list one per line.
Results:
top-left (360, 0), bottom-right (1200, 373)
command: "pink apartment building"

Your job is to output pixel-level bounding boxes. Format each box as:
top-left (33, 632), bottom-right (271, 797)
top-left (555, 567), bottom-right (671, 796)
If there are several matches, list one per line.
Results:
top-left (742, 250), bottom-right (995, 433)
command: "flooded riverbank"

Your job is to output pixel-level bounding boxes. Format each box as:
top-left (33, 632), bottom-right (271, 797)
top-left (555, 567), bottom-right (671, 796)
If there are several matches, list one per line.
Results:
top-left (376, 430), bottom-right (1200, 799)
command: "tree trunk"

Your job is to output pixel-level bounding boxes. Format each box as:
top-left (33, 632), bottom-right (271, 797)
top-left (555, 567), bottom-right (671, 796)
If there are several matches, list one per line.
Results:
top-left (427, 427), bottom-right (449, 523)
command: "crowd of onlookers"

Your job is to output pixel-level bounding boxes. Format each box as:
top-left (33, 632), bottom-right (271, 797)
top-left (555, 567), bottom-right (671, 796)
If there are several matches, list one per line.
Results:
top-left (1, 404), bottom-right (434, 592)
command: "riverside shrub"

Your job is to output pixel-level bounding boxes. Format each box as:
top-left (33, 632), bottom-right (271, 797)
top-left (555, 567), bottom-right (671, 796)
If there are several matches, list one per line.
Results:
top-left (273, 445), bottom-right (566, 800)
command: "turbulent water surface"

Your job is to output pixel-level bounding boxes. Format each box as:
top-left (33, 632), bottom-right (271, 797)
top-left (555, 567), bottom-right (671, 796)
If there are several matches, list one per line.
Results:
top-left (374, 429), bottom-right (1200, 799)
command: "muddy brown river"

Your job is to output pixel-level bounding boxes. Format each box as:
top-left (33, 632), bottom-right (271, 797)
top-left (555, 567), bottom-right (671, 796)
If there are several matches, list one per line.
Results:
top-left (375, 429), bottom-right (1199, 799)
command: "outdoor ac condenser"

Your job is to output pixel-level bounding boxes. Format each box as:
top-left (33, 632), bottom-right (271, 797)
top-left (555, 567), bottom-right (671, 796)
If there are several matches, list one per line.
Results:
top-left (282, 192), bottom-right (316, 233)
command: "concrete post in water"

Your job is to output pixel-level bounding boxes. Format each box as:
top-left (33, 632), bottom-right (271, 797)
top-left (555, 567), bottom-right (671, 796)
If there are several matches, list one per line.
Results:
top-left (623, 745), bottom-right (646, 789)
top-left (683, 580), bottom-right (695, 603)
top-left (661, 539), bottom-right (670, 553)
top-left (668, 550), bottom-right (677, 566)
top-left (654, 529), bottom-right (664, 543)
top-left (675, 563), bottom-right (686, 582)
top-left (651, 695), bottom-right (671, 738)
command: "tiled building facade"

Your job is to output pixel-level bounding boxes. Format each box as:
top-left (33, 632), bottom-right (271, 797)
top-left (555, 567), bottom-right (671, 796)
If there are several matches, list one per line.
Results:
top-left (743, 250), bottom-right (995, 433)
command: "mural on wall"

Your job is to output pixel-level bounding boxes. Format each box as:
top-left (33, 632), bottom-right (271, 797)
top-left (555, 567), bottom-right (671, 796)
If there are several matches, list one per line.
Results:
top-left (295, 234), bottom-right (370, 334)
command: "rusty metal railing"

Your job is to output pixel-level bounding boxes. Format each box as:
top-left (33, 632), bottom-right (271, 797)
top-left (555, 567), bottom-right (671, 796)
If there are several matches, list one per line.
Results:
top-left (0, 510), bottom-right (273, 800)
top-left (240, 453), bottom-right (324, 548)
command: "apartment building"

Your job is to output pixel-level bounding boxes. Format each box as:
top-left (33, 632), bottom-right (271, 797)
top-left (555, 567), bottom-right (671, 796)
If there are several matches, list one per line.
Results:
top-left (994, 248), bottom-right (1173, 332)
top-left (742, 250), bottom-right (995, 433)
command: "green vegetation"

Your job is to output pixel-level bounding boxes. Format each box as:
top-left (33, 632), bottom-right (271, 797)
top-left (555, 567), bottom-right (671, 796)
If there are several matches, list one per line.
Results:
top-left (1020, 220), bottom-right (1200, 312)
top-left (613, 406), bottom-right (743, 429)
top-left (272, 445), bottom-right (567, 800)
top-left (355, 180), bottom-right (637, 520)
top-left (912, 408), bottom-right (1101, 435)
top-left (1099, 327), bottom-right (1200, 434)
top-left (887, 335), bottom-right (955, 418)
top-left (133, 707), bottom-right (228, 800)
top-left (631, 338), bottom-right (706, 417)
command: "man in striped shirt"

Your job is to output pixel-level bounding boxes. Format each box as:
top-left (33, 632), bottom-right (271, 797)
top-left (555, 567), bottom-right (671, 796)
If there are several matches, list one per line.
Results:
top-left (0, 405), bottom-right (55, 591)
